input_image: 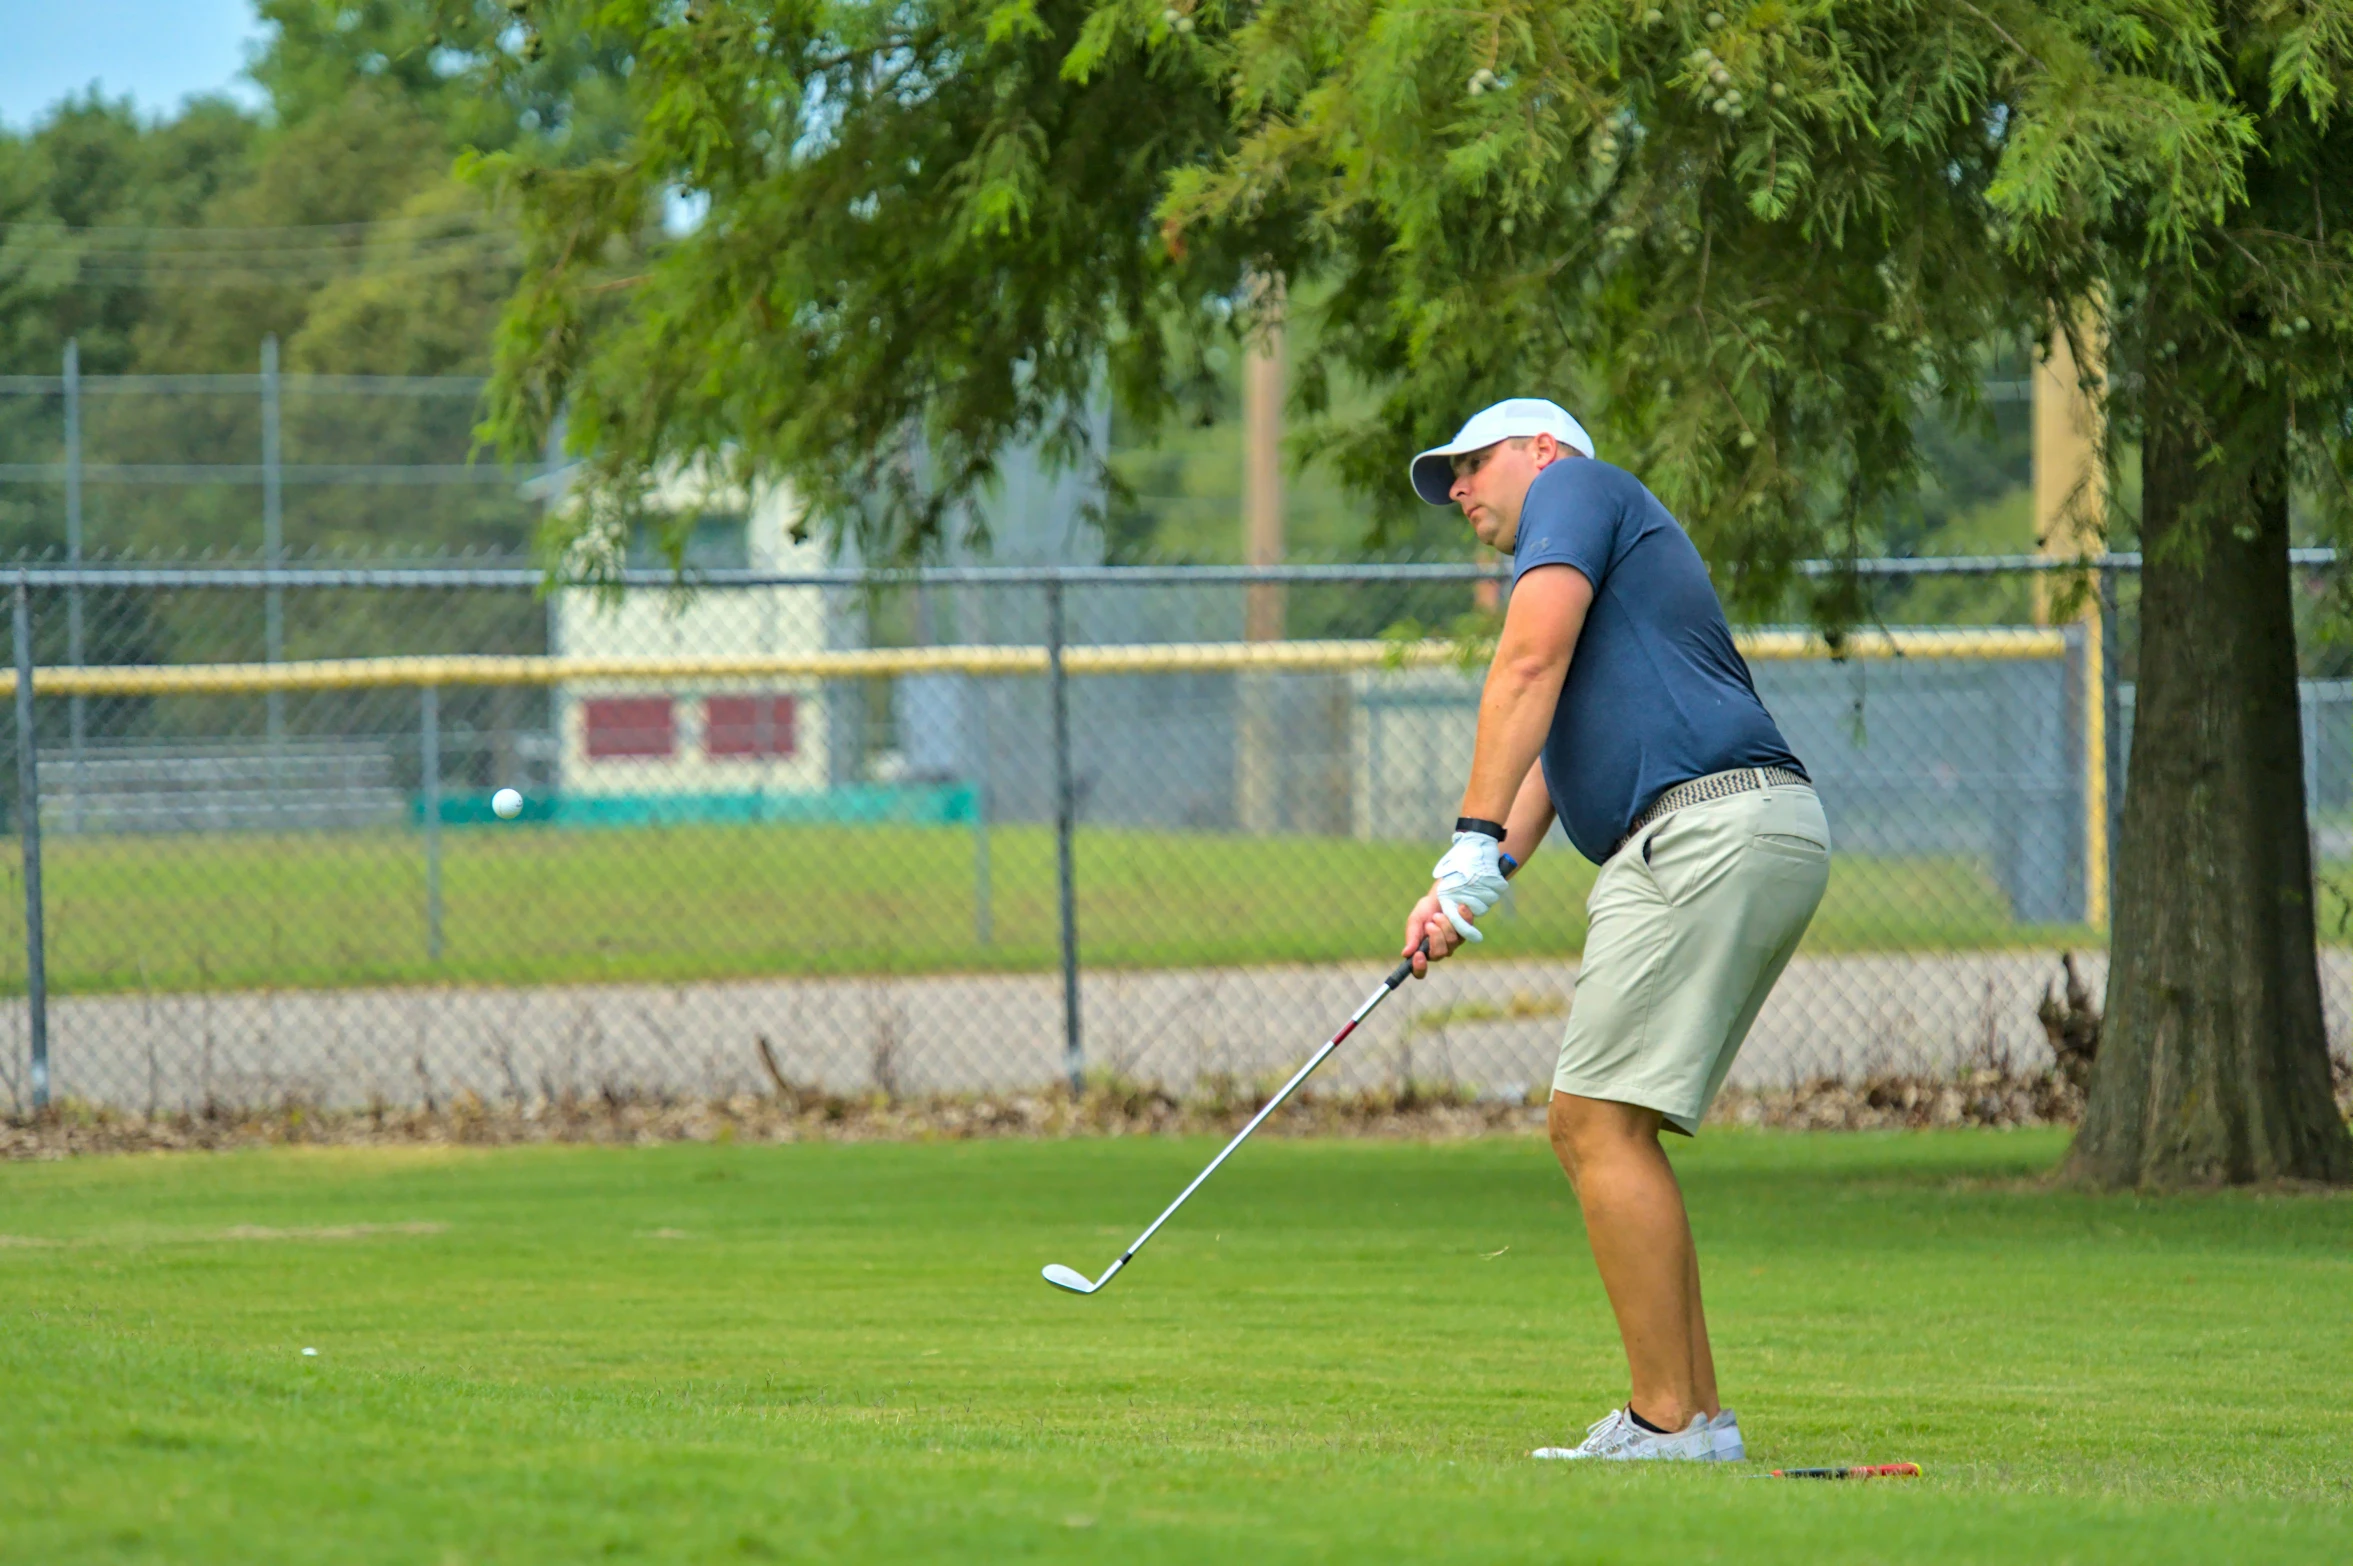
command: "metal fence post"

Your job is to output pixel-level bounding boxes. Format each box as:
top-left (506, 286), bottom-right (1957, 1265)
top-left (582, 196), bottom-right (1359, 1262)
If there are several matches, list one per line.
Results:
top-left (2064, 619), bottom-right (2092, 926)
top-left (421, 684), bottom-right (443, 964)
top-left (2100, 564), bottom-right (2123, 922)
top-left (13, 577), bottom-right (48, 1110)
top-left (972, 679), bottom-right (992, 949)
top-left (261, 336), bottom-right (286, 809)
top-left (61, 340), bottom-right (84, 836)
top-left (1047, 575), bottom-right (1082, 1092)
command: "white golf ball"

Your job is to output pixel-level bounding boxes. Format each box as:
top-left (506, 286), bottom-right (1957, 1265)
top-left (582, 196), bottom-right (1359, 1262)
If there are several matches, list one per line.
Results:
top-left (492, 788), bottom-right (524, 819)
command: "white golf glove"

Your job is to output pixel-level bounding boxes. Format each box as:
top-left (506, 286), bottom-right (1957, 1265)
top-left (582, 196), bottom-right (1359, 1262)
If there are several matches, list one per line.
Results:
top-left (1431, 831), bottom-right (1510, 942)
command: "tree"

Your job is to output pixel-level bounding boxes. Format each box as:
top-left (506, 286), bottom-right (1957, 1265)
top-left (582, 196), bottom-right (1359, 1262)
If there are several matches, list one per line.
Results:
top-left (0, 93), bottom-right (257, 378)
top-left (2008, 12), bottom-right (2353, 1187)
top-left (464, 0), bottom-right (1266, 563)
top-left (0, 0), bottom-right (643, 560)
top-left (480, 0), bottom-right (2353, 1186)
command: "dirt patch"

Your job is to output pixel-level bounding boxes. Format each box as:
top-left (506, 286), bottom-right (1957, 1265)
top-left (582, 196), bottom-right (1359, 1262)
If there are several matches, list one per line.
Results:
top-left (0, 1063), bottom-right (2162, 1159)
top-left (1715, 1069), bottom-right (2086, 1131)
top-left (0, 1081), bottom-right (1544, 1159)
top-left (212, 1222), bottom-right (448, 1241)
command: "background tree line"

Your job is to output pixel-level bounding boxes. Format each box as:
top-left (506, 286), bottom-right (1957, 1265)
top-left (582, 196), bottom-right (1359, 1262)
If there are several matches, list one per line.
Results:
top-left (0, 0), bottom-right (636, 563)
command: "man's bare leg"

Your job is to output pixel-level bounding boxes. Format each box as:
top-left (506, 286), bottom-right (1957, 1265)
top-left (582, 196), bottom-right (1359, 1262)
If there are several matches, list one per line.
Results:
top-left (1548, 1091), bottom-right (1718, 1431)
top-left (1685, 1233), bottom-right (1719, 1416)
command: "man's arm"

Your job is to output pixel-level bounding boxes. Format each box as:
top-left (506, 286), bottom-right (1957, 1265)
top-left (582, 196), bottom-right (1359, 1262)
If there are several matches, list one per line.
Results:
top-left (1500, 755), bottom-right (1557, 870)
top-left (1401, 566), bottom-right (1590, 975)
top-left (1458, 564), bottom-right (1593, 820)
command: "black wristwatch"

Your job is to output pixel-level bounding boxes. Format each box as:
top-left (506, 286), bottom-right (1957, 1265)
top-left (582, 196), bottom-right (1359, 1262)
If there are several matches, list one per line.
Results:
top-left (1454, 817), bottom-right (1508, 841)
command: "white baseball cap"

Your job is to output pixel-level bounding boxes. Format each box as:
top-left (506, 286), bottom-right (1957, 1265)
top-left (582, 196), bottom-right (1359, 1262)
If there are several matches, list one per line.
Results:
top-left (1408, 398), bottom-right (1596, 505)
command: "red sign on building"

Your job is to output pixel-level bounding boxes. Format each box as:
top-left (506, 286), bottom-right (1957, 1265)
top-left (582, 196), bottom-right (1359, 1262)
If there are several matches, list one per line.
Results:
top-left (704, 695), bottom-right (798, 758)
top-left (583, 697), bottom-right (677, 759)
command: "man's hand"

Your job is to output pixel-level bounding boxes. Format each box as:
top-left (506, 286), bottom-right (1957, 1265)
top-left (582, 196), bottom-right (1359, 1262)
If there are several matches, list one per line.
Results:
top-left (1433, 830), bottom-right (1509, 937)
top-left (1403, 760), bottom-right (1554, 979)
top-left (1402, 888), bottom-right (1468, 978)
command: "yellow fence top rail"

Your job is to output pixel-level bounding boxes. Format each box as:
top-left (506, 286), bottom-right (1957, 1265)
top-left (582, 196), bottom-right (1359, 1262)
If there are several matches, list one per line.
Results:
top-left (0, 627), bottom-right (2072, 697)
top-left (1737, 627), bottom-right (2069, 661)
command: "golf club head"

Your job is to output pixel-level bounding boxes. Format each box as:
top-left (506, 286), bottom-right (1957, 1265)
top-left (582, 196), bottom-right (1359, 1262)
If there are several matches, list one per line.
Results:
top-left (1041, 1263), bottom-right (1100, 1294)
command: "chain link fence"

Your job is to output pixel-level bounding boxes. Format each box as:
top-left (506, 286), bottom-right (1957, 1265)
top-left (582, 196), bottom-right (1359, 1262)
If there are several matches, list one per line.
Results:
top-left (0, 350), bottom-right (541, 566)
top-left (0, 549), bottom-right (2349, 1116)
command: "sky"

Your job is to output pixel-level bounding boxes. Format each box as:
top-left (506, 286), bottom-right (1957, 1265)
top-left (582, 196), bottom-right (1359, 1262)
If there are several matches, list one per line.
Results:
top-left (0, 0), bottom-right (269, 131)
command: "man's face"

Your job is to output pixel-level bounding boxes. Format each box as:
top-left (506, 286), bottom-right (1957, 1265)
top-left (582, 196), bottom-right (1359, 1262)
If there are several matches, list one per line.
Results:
top-left (1448, 434), bottom-right (1567, 550)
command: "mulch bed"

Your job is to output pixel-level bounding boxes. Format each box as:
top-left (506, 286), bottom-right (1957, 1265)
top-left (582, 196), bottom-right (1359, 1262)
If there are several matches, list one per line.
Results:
top-left (0, 1065), bottom-right (2147, 1159)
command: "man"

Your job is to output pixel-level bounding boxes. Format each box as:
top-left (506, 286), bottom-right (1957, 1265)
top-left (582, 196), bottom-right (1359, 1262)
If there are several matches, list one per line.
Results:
top-left (1398, 398), bottom-right (1829, 1463)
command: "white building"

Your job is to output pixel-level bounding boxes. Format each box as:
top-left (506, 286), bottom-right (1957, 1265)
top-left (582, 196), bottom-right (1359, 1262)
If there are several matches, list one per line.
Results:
top-left (549, 473), bottom-right (832, 818)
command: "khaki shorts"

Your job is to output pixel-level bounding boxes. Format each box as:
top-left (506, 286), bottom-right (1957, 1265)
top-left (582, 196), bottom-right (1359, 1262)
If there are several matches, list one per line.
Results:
top-left (1553, 782), bottom-right (1830, 1134)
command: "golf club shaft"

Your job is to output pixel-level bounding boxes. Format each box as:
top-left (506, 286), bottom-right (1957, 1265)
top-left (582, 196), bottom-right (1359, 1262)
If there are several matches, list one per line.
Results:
top-left (1100, 946), bottom-right (1423, 1279)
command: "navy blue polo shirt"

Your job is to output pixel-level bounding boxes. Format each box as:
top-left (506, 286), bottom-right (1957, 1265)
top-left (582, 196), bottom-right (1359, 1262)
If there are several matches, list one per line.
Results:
top-left (1511, 458), bottom-right (1804, 862)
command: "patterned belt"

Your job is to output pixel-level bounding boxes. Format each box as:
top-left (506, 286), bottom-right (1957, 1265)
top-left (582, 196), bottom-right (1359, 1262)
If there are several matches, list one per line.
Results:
top-left (1613, 765), bottom-right (1812, 860)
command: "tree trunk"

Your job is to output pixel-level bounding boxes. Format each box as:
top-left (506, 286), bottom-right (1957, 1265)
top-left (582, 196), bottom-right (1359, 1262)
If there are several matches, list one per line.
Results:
top-left (2067, 360), bottom-right (2353, 1188)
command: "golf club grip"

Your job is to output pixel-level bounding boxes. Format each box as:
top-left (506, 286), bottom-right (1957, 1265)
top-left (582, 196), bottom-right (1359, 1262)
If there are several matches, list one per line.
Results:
top-left (1384, 937), bottom-right (1432, 989)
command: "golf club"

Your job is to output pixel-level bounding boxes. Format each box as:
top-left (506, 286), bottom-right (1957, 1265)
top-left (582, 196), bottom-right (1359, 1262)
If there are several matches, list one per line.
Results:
top-left (1042, 942), bottom-right (1427, 1296)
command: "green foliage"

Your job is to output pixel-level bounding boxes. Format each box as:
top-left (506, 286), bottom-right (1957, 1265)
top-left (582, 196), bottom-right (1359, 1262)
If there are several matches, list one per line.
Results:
top-left (257, 0), bottom-right (636, 161)
top-left (0, 96), bottom-right (258, 380)
top-left (1100, 290), bottom-right (1483, 566)
top-left (480, 2), bottom-right (2353, 621)
top-left (470, 0), bottom-right (1263, 567)
top-left (126, 87), bottom-right (468, 373)
top-left (1165, 0), bottom-right (2041, 617)
top-left (0, 3), bottom-right (612, 385)
top-left (1174, 0), bottom-right (2353, 606)
top-left (1961, 3), bottom-right (2353, 570)
top-left (0, 2), bottom-right (633, 386)
top-left (0, 2), bottom-right (645, 563)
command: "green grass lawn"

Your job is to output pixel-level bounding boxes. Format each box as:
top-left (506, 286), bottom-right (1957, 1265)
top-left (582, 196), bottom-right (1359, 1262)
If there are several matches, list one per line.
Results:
top-left (2, 1131), bottom-right (2346, 1563)
top-left (0, 822), bottom-right (2098, 994)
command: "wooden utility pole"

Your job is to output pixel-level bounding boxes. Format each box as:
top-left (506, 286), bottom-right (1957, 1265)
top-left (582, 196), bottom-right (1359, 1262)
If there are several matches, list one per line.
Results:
top-left (2033, 322), bottom-right (2106, 596)
top-left (1243, 282), bottom-right (1286, 640)
top-left (1237, 276), bottom-right (1285, 833)
top-left (2032, 318), bottom-right (2108, 927)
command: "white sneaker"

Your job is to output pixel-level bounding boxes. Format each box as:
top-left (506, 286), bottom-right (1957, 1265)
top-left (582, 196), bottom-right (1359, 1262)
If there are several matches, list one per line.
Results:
top-left (1531, 1407), bottom-right (1714, 1461)
top-left (1706, 1408), bottom-right (1744, 1462)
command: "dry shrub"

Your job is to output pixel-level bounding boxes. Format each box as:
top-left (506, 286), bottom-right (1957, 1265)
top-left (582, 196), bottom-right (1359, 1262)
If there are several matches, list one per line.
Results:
top-left (0, 1080), bottom-right (1545, 1160)
top-left (1712, 1069), bottom-right (2083, 1132)
top-left (8, 1050), bottom-right (2346, 1160)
